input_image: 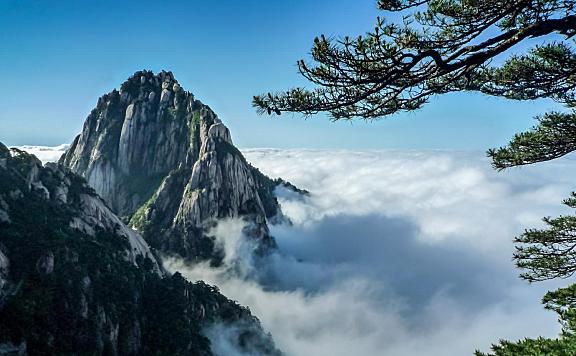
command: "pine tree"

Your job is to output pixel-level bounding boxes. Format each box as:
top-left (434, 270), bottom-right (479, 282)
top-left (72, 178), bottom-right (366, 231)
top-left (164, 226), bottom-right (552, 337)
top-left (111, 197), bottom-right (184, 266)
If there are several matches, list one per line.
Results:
top-left (255, 1), bottom-right (576, 353)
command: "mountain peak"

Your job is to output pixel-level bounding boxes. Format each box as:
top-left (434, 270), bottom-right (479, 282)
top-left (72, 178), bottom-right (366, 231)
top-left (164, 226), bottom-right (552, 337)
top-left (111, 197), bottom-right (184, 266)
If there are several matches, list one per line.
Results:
top-left (60, 70), bottom-right (292, 262)
top-left (61, 70), bottom-right (217, 215)
top-left (119, 70), bottom-right (181, 100)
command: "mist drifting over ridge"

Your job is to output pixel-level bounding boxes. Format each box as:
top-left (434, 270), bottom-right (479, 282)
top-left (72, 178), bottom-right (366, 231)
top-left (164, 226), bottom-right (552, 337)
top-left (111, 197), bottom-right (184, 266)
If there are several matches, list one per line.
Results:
top-left (20, 146), bottom-right (575, 355)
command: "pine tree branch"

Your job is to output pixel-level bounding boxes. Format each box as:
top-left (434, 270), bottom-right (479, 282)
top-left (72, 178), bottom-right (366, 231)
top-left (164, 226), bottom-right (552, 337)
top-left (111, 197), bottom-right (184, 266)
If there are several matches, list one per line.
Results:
top-left (488, 112), bottom-right (576, 170)
top-left (254, 1), bottom-right (576, 120)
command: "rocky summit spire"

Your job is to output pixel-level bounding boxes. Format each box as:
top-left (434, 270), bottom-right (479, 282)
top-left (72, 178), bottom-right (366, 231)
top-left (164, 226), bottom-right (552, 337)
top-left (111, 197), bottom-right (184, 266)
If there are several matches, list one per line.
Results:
top-left (60, 70), bottom-right (291, 262)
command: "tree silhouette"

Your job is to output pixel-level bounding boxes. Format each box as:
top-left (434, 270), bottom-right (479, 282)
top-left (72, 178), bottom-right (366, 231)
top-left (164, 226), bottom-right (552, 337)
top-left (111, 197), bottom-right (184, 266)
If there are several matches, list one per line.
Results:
top-left (255, 1), bottom-right (576, 353)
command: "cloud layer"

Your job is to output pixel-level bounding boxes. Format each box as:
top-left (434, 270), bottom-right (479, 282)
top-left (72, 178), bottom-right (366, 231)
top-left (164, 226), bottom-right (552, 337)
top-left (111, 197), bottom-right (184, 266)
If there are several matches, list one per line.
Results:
top-left (21, 146), bottom-right (576, 355)
top-left (246, 149), bottom-right (575, 256)
top-left (170, 149), bottom-right (576, 356)
top-left (14, 144), bottom-right (69, 163)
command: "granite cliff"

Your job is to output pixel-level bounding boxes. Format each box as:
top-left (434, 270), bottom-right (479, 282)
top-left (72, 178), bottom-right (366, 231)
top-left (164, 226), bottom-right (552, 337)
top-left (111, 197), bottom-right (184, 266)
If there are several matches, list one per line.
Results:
top-left (60, 70), bottom-right (294, 262)
top-left (0, 142), bottom-right (281, 355)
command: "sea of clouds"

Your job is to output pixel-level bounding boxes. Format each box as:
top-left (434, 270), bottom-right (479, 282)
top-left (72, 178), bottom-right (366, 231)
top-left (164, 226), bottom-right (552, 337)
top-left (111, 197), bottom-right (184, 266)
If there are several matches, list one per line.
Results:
top-left (22, 146), bottom-right (576, 356)
top-left (168, 149), bottom-right (576, 356)
top-left (16, 144), bottom-right (69, 163)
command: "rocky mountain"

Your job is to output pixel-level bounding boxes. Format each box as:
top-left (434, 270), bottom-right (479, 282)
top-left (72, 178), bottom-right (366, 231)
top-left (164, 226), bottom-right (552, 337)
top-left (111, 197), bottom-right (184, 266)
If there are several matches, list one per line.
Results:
top-left (0, 142), bottom-right (281, 355)
top-left (60, 70), bottom-right (293, 262)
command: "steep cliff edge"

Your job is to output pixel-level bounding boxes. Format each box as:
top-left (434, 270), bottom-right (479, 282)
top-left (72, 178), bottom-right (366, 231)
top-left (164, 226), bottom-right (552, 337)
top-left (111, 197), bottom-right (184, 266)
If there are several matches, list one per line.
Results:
top-left (0, 143), bottom-right (281, 355)
top-left (60, 70), bottom-right (292, 262)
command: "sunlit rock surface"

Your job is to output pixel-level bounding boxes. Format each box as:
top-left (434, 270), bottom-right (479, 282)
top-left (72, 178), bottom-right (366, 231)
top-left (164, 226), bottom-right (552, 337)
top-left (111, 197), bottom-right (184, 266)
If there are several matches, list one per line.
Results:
top-left (0, 141), bottom-right (281, 355)
top-left (61, 70), bottom-right (296, 262)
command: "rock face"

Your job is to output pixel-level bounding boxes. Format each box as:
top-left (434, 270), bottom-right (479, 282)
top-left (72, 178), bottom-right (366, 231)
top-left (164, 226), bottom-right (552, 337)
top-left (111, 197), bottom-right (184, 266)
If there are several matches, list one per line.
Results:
top-left (0, 248), bottom-right (9, 302)
top-left (60, 70), bottom-right (196, 217)
top-left (60, 70), bottom-right (289, 262)
top-left (0, 143), bottom-right (281, 356)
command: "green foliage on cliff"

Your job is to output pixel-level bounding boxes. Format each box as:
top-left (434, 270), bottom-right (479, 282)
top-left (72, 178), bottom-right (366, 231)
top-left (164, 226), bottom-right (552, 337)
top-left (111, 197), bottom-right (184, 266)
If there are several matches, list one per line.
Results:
top-left (129, 190), bottom-right (159, 232)
top-left (0, 147), bottom-right (281, 356)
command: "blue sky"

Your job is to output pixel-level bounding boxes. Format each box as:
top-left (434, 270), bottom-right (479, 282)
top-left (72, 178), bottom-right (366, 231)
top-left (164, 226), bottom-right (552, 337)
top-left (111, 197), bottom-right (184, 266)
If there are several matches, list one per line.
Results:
top-left (0, 0), bottom-right (565, 149)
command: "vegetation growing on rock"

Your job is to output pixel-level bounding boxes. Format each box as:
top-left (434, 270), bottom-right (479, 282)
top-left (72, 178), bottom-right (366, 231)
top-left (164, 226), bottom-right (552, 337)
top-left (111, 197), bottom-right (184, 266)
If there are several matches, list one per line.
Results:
top-left (61, 70), bottom-right (301, 263)
top-left (0, 142), bottom-right (281, 355)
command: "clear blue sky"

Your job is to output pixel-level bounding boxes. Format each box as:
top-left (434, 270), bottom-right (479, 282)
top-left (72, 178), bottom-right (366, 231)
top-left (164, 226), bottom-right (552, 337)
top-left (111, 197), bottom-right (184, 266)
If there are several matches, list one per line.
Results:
top-left (0, 0), bottom-right (564, 149)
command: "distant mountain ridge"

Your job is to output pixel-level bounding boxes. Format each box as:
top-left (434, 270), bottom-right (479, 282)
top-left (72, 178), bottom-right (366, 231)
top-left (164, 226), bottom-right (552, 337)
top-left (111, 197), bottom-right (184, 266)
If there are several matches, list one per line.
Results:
top-left (60, 70), bottom-right (296, 262)
top-left (0, 142), bottom-right (281, 355)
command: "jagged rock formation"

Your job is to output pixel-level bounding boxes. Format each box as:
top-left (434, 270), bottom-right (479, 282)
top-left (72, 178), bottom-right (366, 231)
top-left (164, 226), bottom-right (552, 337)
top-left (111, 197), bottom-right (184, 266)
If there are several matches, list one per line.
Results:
top-left (0, 143), bottom-right (281, 355)
top-left (60, 70), bottom-right (291, 262)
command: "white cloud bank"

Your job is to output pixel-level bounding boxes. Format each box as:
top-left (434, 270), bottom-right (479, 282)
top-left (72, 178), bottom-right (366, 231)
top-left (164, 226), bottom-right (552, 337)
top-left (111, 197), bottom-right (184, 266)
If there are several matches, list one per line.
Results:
top-left (249, 149), bottom-right (576, 258)
top-left (20, 146), bottom-right (576, 355)
top-left (171, 149), bottom-right (576, 356)
top-left (15, 144), bottom-right (68, 163)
